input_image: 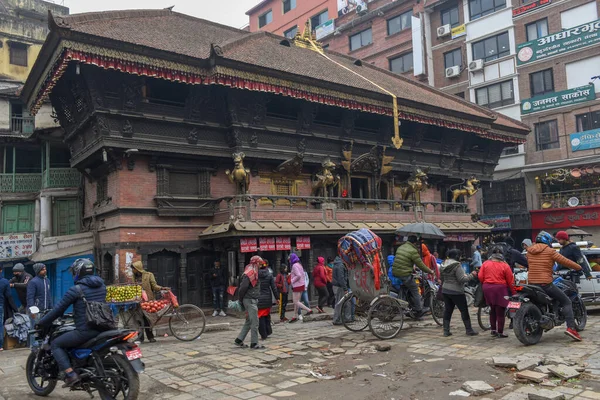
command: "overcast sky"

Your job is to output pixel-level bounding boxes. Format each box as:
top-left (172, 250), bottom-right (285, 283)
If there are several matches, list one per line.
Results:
top-left (60, 0), bottom-right (263, 29)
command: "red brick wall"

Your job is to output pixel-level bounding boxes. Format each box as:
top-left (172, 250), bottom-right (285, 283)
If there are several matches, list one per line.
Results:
top-left (247, 0), bottom-right (337, 35)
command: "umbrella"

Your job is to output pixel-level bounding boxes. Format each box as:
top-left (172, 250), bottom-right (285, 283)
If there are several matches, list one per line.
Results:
top-left (396, 222), bottom-right (446, 239)
top-left (566, 226), bottom-right (592, 241)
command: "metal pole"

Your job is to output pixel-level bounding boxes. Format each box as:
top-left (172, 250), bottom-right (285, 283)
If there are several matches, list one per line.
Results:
top-left (12, 146), bottom-right (15, 192)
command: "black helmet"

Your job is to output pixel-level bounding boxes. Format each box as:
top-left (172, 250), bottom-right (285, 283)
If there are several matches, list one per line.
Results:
top-left (69, 258), bottom-right (94, 281)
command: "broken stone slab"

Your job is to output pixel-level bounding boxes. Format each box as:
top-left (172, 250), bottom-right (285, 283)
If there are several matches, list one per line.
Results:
top-left (516, 370), bottom-right (549, 383)
top-left (517, 360), bottom-right (539, 371)
top-left (493, 357), bottom-right (518, 368)
top-left (374, 342), bottom-right (391, 352)
top-left (354, 365), bottom-right (372, 372)
top-left (542, 356), bottom-right (567, 366)
top-left (527, 388), bottom-right (565, 400)
top-left (548, 364), bottom-right (580, 380)
top-left (329, 348), bottom-right (346, 354)
top-left (540, 380), bottom-right (557, 388)
top-left (449, 389), bottom-right (471, 397)
top-left (461, 381), bottom-right (495, 396)
top-left (534, 366), bottom-right (551, 374)
top-left (375, 362), bottom-right (389, 367)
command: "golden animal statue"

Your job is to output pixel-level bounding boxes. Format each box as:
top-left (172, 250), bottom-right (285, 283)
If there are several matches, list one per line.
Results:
top-left (312, 159), bottom-right (340, 198)
top-left (452, 176), bottom-right (481, 203)
top-left (225, 152), bottom-right (250, 194)
top-left (399, 167), bottom-right (429, 203)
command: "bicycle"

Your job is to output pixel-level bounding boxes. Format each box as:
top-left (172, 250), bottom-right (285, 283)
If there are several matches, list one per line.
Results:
top-left (390, 274), bottom-right (443, 326)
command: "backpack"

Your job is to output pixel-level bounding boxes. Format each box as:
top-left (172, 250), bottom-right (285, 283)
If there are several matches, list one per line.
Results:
top-left (77, 285), bottom-right (117, 331)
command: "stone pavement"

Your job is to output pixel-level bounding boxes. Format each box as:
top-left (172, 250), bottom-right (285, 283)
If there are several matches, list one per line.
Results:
top-left (1, 308), bottom-right (600, 399)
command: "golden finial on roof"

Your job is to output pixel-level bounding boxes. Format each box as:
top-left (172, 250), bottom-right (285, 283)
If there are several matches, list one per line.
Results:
top-left (293, 19), bottom-right (323, 52)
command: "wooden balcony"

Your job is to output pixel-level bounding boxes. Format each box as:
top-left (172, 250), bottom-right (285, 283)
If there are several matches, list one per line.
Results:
top-left (0, 169), bottom-right (81, 192)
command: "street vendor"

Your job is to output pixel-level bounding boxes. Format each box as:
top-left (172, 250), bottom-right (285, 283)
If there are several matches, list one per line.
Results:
top-left (130, 261), bottom-right (168, 343)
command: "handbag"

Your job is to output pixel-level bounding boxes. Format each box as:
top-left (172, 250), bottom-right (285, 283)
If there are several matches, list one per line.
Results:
top-left (77, 285), bottom-right (117, 331)
top-left (473, 283), bottom-right (486, 308)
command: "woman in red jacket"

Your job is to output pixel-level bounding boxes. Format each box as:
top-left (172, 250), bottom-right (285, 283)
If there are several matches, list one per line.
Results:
top-left (478, 247), bottom-right (515, 338)
top-left (313, 257), bottom-right (328, 313)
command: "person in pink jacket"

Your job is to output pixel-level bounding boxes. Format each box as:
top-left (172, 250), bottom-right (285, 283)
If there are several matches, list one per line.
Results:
top-left (289, 253), bottom-right (312, 323)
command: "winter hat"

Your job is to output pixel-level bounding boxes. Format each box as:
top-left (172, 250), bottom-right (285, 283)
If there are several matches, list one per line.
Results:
top-left (522, 239), bottom-right (532, 247)
top-left (33, 263), bottom-right (46, 275)
top-left (13, 263), bottom-right (25, 272)
top-left (555, 231), bottom-right (569, 241)
top-left (317, 256), bottom-right (325, 265)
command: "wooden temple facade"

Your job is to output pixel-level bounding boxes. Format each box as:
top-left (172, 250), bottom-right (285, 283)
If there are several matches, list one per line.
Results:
top-left (21, 10), bottom-right (529, 306)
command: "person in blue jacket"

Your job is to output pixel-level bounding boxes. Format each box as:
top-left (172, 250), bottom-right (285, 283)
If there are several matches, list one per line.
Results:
top-left (0, 265), bottom-right (18, 351)
top-left (37, 259), bottom-right (107, 387)
top-left (26, 263), bottom-right (52, 312)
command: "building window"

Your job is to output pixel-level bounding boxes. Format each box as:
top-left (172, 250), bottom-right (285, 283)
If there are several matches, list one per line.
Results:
top-left (526, 18), bottom-right (548, 41)
top-left (387, 11), bottom-right (412, 35)
top-left (475, 80), bottom-right (514, 108)
top-left (535, 120), bottom-right (559, 150)
top-left (351, 177), bottom-right (370, 199)
top-left (271, 178), bottom-right (298, 196)
top-left (1, 202), bottom-right (34, 233)
top-left (456, 92), bottom-right (465, 98)
top-left (169, 171), bottom-right (211, 197)
top-left (9, 42), bottom-right (28, 67)
top-left (283, 0), bottom-right (296, 14)
top-left (501, 146), bottom-right (519, 156)
top-left (52, 198), bottom-right (81, 236)
top-left (530, 69), bottom-right (554, 96)
top-left (469, 0), bottom-right (506, 20)
top-left (444, 48), bottom-right (462, 69)
top-left (390, 52), bottom-right (413, 74)
top-left (96, 177), bottom-right (108, 203)
top-left (349, 28), bottom-right (372, 51)
top-left (472, 31), bottom-right (510, 62)
top-left (258, 10), bottom-right (273, 28)
top-left (576, 111), bottom-right (600, 132)
top-left (441, 6), bottom-right (460, 28)
top-left (284, 26), bottom-right (298, 39)
top-left (310, 10), bottom-right (328, 30)
top-left (144, 78), bottom-right (189, 107)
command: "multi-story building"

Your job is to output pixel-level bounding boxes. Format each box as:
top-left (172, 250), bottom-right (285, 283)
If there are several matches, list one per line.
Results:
top-left (22, 9), bottom-right (527, 306)
top-left (0, 1), bottom-right (89, 306)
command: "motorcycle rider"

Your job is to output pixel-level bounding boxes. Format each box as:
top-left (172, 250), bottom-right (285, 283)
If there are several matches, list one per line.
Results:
top-left (36, 259), bottom-right (107, 387)
top-left (525, 231), bottom-right (583, 341)
top-left (555, 231), bottom-right (592, 281)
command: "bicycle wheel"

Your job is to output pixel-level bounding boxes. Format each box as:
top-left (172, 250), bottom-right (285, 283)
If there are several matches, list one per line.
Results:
top-left (477, 306), bottom-right (491, 331)
top-left (169, 304), bottom-right (206, 341)
top-left (429, 294), bottom-right (444, 326)
top-left (342, 293), bottom-right (369, 332)
top-left (368, 296), bottom-right (404, 340)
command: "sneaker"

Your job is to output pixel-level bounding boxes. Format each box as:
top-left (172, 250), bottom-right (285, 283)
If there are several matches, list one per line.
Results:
top-left (298, 314), bottom-right (303, 322)
top-left (565, 328), bottom-right (582, 341)
top-left (212, 311), bottom-right (218, 317)
top-left (316, 307), bottom-right (325, 314)
top-left (289, 318), bottom-right (298, 323)
top-left (490, 331), bottom-right (498, 337)
top-left (280, 317), bottom-right (289, 322)
top-left (219, 311), bottom-right (227, 317)
top-left (62, 372), bottom-right (81, 388)
top-left (305, 310), bottom-right (313, 316)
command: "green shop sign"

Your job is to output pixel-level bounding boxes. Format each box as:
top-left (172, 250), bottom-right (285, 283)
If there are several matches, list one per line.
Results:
top-left (517, 19), bottom-right (600, 65)
top-left (521, 85), bottom-right (596, 114)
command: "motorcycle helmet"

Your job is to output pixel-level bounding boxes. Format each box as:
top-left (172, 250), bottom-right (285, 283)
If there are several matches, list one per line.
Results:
top-left (69, 258), bottom-right (94, 281)
top-left (535, 231), bottom-right (554, 246)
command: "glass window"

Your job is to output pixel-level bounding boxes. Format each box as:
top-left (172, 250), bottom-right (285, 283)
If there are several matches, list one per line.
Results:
top-left (9, 42), bottom-right (27, 67)
top-left (576, 111), bottom-right (600, 132)
top-left (535, 120), bottom-right (559, 150)
top-left (283, 0), bottom-right (296, 14)
top-left (530, 69), bottom-right (554, 96)
top-left (387, 11), bottom-right (413, 35)
top-left (258, 10), bottom-right (273, 28)
top-left (349, 28), bottom-right (373, 51)
top-left (472, 31), bottom-right (510, 62)
top-left (310, 10), bottom-right (328, 30)
top-left (469, 0), bottom-right (506, 20)
top-left (390, 52), bottom-right (413, 74)
top-left (444, 48), bottom-right (462, 69)
top-left (526, 18), bottom-right (548, 41)
top-left (441, 6), bottom-right (460, 27)
top-left (501, 146), bottom-right (519, 156)
top-left (475, 80), bottom-right (514, 108)
top-left (284, 26), bottom-right (298, 39)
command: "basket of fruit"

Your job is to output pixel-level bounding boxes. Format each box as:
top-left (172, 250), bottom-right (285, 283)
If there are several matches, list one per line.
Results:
top-left (106, 284), bottom-right (143, 304)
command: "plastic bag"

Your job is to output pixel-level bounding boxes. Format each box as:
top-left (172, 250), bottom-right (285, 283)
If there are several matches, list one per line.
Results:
top-left (228, 300), bottom-right (243, 312)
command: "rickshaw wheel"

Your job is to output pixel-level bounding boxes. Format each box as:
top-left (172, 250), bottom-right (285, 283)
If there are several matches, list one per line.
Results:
top-left (368, 296), bottom-right (404, 340)
top-left (341, 293), bottom-right (369, 332)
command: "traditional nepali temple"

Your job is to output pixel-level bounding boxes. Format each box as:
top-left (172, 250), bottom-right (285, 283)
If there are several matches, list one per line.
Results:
top-left (21, 10), bottom-right (529, 306)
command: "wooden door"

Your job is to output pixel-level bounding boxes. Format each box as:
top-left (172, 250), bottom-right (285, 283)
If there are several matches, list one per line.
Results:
top-left (52, 198), bottom-right (80, 236)
top-left (186, 251), bottom-right (216, 308)
top-left (146, 251), bottom-right (179, 295)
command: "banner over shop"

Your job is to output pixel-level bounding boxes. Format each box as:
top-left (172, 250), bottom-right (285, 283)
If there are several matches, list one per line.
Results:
top-left (0, 233), bottom-right (35, 260)
top-left (521, 85), bottom-right (595, 114)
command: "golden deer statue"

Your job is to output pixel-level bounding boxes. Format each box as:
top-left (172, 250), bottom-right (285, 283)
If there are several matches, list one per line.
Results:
top-left (225, 152), bottom-right (250, 194)
top-left (452, 176), bottom-right (480, 203)
top-left (312, 159), bottom-right (340, 198)
top-left (399, 167), bottom-right (429, 203)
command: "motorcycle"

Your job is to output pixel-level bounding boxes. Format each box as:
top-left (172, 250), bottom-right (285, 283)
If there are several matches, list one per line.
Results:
top-left (26, 306), bottom-right (144, 399)
top-left (507, 271), bottom-right (587, 346)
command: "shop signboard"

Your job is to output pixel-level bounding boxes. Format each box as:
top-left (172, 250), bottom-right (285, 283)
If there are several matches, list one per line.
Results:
top-left (337, 0), bottom-right (372, 17)
top-left (259, 237), bottom-right (276, 251)
top-left (570, 128), bottom-right (600, 152)
top-left (513, 0), bottom-right (551, 17)
top-left (531, 205), bottom-right (600, 229)
top-left (315, 19), bottom-right (334, 40)
top-left (443, 234), bottom-right (476, 242)
top-left (451, 24), bottom-right (466, 39)
top-left (240, 238), bottom-right (257, 253)
top-left (517, 19), bottom-right (600, 66)
top-left (296, 236), bottom-right (311, 250)
top-left (521, 85), bottom-right (595, 115)
top-left (276, 236), bottom-right (291, 250)
top-left (479, 215), bottom-right (511, 231)
top-left (0, 233), bottom-right (35, 260)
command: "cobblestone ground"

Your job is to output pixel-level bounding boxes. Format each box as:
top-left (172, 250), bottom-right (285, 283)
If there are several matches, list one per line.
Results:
top-left (1, 309), bottom-right (599, 400)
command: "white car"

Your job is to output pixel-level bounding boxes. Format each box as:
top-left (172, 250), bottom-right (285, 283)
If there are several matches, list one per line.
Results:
top-left (579, 248), bottom-right (600, 305)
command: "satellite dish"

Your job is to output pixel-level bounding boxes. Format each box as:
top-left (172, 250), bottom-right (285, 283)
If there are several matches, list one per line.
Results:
top-left (568, 197), bottom-right (580, 207)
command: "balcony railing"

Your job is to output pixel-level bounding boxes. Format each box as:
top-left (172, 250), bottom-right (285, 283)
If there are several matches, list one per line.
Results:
top-left (537, 187), bottom-right (600, 210)
top-left (11, 116), bottom-right (35, 134)
top-left (0, 169), bottom-right (81, 192)
top-left (44, 168), bottom-right (81, 188)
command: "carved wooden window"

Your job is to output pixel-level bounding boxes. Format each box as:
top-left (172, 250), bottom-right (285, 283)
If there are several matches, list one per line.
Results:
top-left (157, 167), bottom-right (211, 197)
top-left (9, 42), bottom-right (28, 67)
top-left (351, 177), bottom-right (370, 199)
top-left (97, 177), bottom-right (108, 202)
top-left (143, 78), bottom-right (189, 107)
top-left (273, 179), bottom-right (295, 196)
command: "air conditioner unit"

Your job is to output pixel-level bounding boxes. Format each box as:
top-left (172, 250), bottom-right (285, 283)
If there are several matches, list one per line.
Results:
top-left (437, 24), bottom-right (451, 37)
top-left (445, 66), bottom-right (460, 78)
top-left (469, 59), bottom-right (484, 72)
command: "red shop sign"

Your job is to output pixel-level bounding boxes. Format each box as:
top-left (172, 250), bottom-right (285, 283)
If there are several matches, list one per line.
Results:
top-left (296, 236), bottom-right (311, 250)
top-left (276, 236), bottom-right (291, 251)
top-left (259, 237), bottom-right (276, 251)
top-left (513, 0), bottom-right (550, 17)
top-left (531, 205), bottom-right (600, 229)
top-left (240, 238), bottom-right (257, 253)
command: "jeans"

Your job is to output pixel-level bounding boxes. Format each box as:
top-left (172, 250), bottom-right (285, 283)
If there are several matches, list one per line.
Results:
top-left (212, 286), bottom-right (225, 311)
top-left (237, 298), bottom-right (259, 345)
top-left (442, 293), bottom-right (472, 329)
top-left (326, 282), bottom-right (335, 307)
top-left (0, 308), bottom-right (3, 348)
top-left (51, 329), bottom-right (100, 371)
top-left (399, 275), bottom-right (423, 314)
top-left (297, 290), bottom-right (310, 315)
top-left (489, 305), bottom-right (507, 334)
top-left (539, 283), bottom-right (575, 329)
top-left (279, 292), bottom-right (288, 320)
top-left (333, 287), bottom-right (351, 324)
top-left (316, 286), bottom-right (328, 309)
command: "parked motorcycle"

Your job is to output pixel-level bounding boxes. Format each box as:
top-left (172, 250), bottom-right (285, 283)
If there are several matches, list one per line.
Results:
top-left (26, 306), bottom-right (143, 399)
top-left (507, 271), bottom-right (587, 346)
